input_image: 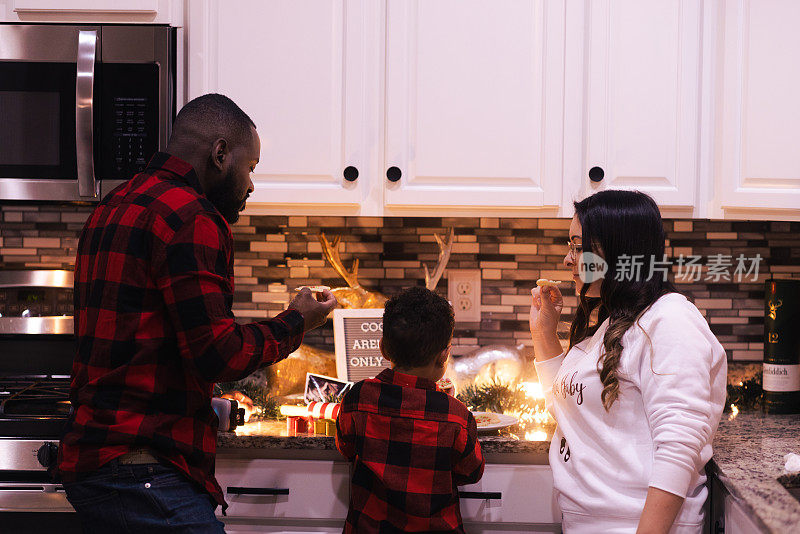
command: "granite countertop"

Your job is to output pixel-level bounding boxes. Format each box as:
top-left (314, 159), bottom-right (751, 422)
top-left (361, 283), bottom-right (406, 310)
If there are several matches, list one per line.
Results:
top-left (710, 411), bottom-right (800, 533)
top-left (217, 412), bottom-right (800, 532)
top-left (217, 419), bottom-right (552, 455)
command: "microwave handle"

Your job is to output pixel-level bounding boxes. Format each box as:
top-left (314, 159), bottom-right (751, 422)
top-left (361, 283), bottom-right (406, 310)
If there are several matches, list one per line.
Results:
top-left (76, 30), bottom-right (98, 199)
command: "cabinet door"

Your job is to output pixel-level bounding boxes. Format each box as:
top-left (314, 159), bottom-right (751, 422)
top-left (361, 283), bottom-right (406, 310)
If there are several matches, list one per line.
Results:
top-left (724, 493), bottom-right (764, 534)
top-left (384, 0), bottom-right (566, 209)
top-left (187, 0), bottom-right (376, 210)
top-left (10, 0), bottom-right (158, 11)
top-left (459, 464), bottom-right (560, 525)
top-left (0, 0), bottom-right (182, 24)
top-left (569, 0), bottom-right (703, 208)
top-left (215, 458), bottom-right (349, 520)
top-left (716, 0), bottom-right (800, 213)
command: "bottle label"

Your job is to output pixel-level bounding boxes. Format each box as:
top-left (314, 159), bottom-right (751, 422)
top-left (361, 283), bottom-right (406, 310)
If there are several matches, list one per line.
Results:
top-left (763, 363), bottom-right (800, 392)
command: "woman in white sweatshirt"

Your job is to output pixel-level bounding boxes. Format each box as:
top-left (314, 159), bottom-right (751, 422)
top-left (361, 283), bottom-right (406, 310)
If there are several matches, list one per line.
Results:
top-left (530, 190), bottom-right (727, 534)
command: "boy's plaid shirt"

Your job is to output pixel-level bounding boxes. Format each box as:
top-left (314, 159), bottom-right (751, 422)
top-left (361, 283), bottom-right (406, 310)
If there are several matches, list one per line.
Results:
top-left (57, 153), bottom-right (304, 510)
top-left (336, 368), bottom-right (485, 533)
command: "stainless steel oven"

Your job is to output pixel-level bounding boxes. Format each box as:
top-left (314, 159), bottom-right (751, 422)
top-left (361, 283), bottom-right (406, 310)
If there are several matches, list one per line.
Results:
top-left (0, 270), bottom-right (240, 525)
top-left (0, 270), bottom-right (75, 522)
top-left (0, 24), bottom-right (176, 202)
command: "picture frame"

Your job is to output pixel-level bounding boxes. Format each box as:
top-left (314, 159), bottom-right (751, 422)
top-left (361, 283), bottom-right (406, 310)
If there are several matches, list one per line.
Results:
top-left (303, 372), bottom-right (352, 404)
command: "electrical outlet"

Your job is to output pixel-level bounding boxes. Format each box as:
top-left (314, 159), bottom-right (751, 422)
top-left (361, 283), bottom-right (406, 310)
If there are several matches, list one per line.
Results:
top-left (448, 270), bottom-right (481, 322)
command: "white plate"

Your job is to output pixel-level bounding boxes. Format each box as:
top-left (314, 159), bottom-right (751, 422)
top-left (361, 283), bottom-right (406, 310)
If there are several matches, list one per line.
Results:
top-left (472, 411), bottom-right (519, 432)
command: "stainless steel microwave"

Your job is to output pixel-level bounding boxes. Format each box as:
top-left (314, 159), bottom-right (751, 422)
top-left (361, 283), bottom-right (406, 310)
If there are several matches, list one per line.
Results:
top-left (0, 24), bottom-right (176, 202)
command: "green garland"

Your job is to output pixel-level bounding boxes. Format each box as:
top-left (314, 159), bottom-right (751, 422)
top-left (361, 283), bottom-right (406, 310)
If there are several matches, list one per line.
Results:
top-left (456, 375), bottom-right (764, 417)
top-left (724, 374), bottom-right (762, 412)
top-left (456, 380), bottom-right (544, 415)
top-left (214, 381), bottom-right (284, 420)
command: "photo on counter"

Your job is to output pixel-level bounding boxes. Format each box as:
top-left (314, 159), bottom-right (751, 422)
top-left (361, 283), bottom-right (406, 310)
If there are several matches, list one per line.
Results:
top-left (304, 373), bottom-right (353, 404)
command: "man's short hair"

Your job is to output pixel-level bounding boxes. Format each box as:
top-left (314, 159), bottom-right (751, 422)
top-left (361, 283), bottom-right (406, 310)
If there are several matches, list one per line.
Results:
top-left (382, 286), bottom-right (454, 368)
top-left (170, 93), bottom-right (256, 147)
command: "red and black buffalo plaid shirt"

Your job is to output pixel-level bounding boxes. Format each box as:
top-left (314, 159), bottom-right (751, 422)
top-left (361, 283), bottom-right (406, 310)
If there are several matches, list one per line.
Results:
top-left (58, 152), bottom-right (304, 509)
top-left (335, 368), bottom-right (484, 533)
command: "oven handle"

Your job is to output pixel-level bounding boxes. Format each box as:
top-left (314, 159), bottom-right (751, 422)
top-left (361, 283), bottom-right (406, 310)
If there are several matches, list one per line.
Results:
top-left (76, 30), bottom-right (98, 199)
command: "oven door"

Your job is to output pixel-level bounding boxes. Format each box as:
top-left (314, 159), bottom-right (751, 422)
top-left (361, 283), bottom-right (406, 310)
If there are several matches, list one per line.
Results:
top-left (0, 482), bottom-right (73, 513)
top-left (0, 24), bottom-right (102, 202)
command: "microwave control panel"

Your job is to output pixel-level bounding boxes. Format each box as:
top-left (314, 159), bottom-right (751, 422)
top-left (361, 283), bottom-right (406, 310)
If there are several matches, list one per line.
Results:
top-left (100, 63), bottom-right (160, 180)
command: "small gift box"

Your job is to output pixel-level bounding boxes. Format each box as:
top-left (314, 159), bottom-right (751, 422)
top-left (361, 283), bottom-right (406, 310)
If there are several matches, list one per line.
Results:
top-left (313, 419), bottom-right (328, 435)
top-left (286, 416), bottom-right (310, 436)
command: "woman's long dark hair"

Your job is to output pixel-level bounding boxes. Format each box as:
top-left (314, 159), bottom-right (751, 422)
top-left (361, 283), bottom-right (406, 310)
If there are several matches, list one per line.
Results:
top-left (568, 190), bottom-right (678, 411)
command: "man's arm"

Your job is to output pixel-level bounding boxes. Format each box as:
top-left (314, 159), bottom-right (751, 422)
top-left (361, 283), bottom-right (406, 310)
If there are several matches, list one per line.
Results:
top-left (154, 213), bottom-right (334, 383)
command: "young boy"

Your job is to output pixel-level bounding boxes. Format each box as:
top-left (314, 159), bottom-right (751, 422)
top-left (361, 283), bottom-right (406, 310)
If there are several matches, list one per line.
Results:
top-left (336, 287), bottom-right (484, 533)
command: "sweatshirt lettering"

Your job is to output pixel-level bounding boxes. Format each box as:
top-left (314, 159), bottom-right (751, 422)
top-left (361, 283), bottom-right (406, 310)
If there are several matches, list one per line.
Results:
top-left (554, 371), bottom-right (585, 405)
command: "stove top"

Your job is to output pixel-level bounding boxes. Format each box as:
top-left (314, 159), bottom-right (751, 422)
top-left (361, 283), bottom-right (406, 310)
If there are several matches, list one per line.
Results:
top-left (0, 377), bottom-right (71, 439)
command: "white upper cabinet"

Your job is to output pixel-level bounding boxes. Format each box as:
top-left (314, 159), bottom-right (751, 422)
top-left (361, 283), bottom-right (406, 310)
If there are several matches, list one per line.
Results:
top-left (714, 0), bottom-right (800, 215)
top-left (187, 0), bottom-right (376, 212)
top-left (184, 0), bottom-right (799, 217)
top-left (565, 0), bottom-right (704, 210)
top-left (383, 0), bottom-right (565, 211)
top-left (0, 0), bottom-right (181, 23)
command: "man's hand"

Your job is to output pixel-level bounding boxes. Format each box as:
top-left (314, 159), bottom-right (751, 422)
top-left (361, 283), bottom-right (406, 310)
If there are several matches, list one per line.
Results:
top-left (288, 288), bottom-right (338, 332)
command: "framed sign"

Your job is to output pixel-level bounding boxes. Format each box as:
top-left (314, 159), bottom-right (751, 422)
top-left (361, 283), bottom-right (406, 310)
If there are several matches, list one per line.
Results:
top-left (334, 308), bottom-right (390, 382)
top-left (303, 373), bottom-right (352, 404)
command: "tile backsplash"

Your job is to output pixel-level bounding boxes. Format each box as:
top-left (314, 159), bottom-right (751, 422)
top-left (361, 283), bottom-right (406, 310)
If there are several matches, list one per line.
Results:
top-left (2, 204), bottom-right (799, 364)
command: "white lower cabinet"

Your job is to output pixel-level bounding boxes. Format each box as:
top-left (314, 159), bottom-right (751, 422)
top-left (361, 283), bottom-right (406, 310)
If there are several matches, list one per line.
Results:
top-left (461, 464), bottom-right (560, 531)
top-left (215, 458), bottom-right (560, 533)
top-left (215, 458), bottom-right (349, 532)
top-left (723, 496), bottom-right (763, 534)
top-left (709, 472), bottom-right (764, 534)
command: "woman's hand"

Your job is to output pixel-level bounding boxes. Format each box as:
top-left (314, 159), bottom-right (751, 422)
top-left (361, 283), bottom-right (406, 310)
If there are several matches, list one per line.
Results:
top-left (529, 285), bottom-right (565, 362)
top-left (530, 285), bottom-right (563, 339)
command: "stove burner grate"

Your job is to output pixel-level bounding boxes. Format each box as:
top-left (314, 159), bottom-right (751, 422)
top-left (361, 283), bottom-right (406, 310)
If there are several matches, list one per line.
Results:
top-left (0, 378), bottom-right (72, 417)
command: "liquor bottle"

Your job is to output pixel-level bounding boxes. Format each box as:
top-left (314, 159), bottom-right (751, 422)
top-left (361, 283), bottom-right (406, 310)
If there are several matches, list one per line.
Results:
top-left (763, 279), bottom-right (800, 414)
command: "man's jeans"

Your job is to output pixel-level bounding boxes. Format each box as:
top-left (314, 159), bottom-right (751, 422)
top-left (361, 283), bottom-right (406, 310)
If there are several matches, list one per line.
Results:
top-left (63, 459), bottom-right (225, 533)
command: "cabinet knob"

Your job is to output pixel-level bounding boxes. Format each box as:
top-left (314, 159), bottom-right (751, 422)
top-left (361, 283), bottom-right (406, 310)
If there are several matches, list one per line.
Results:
top-left (343, 166), bottom-right (359, 182)
top-left (386, 166), bottom-right (402, 182)
top-left (589, 166), bottom-right (604, 182)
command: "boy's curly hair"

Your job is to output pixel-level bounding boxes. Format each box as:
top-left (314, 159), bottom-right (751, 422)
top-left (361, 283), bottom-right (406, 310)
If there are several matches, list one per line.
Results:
top-left (382, 286), bottom-right (454, 368)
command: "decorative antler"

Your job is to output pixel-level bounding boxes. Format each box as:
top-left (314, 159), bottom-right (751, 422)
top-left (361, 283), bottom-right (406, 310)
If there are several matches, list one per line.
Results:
top-left (318, 233), bottom-right (360, 288)
top-left (424, 228), bottom-right (455, 290)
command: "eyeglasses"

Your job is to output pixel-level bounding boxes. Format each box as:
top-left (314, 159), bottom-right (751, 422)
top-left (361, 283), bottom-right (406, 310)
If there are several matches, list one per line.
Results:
top-left (566, 240), bottom-right (583, 258)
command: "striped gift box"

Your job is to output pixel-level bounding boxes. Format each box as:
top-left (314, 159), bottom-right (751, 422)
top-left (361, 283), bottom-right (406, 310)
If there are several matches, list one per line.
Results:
top-left (307, 401), bottom-right (341, 420)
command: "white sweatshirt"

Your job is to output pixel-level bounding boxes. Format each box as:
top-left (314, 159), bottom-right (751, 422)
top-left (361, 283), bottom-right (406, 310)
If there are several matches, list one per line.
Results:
top-left (534, 293), bottom-right (727, 532)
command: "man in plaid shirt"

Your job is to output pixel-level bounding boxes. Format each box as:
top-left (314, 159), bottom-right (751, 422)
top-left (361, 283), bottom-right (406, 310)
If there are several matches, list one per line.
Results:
top-left (336, 287), bottom-right (484, 533)
top-left (58, 94), bottom-right (337, 532)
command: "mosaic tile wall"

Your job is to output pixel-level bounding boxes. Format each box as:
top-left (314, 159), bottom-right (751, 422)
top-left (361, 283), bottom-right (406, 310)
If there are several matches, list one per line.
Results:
top-left (2, 204), bottom-right (799, 366)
